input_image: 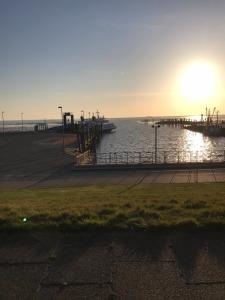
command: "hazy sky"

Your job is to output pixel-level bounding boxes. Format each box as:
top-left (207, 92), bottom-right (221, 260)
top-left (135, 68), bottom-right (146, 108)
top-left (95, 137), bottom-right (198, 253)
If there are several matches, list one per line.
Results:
top-left (1, 0), bottom-right (225, 119)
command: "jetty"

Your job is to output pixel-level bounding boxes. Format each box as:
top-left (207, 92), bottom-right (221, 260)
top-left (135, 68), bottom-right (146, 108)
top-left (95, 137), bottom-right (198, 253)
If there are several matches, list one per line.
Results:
top-left (157, 108), bottom-right (225, 137)
top-left (49, 111), bottom-right (116, 165)
top-left (157, 118), bottom-right (193, 126)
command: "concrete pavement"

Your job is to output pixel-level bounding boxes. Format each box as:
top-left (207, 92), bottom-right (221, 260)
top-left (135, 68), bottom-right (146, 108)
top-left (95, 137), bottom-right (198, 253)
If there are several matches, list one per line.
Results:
top-left (1, 231), bottom-right (225, 299)
top-left (0, 168), bottom-right (225, 188)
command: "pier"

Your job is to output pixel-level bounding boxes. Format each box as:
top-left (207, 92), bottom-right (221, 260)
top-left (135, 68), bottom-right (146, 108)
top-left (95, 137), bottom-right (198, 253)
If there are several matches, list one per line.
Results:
top-left (157, 114), bottom-right (225, 137)
top-left (75, 121), bottom-right (103, 164)
top-left (185, 123), bottom-right (225, 137)
top-left (157, 118), bottom-right (193, 126)
top-left (157, 107), bottom-right (225, 137)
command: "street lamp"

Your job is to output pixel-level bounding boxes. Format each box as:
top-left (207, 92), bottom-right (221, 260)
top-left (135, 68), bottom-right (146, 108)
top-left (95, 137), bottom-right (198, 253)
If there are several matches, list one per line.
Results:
top-left (58, 106), bottom-right (64, 153)
top-left (152, 124), bottom-right (160, 163)
top-left (21, 113), bottom-right (24, 132)
top-left (2, 111), bottom-right (5, 135)
top-left (81, 110), bottom-right (85, 121)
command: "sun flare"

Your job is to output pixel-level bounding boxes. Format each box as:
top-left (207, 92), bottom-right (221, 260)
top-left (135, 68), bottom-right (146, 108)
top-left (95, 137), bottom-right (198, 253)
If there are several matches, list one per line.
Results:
top-left (180, 63), bottom-right (217, 102)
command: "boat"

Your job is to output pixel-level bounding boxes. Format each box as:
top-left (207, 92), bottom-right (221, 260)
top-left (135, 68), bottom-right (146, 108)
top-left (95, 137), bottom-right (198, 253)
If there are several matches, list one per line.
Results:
top-left (91, 117), bottom-right (116, 133)
top-left (102, 120), bottom-right (116, 133)
top-left (78, 115), bottom-right (116, 133)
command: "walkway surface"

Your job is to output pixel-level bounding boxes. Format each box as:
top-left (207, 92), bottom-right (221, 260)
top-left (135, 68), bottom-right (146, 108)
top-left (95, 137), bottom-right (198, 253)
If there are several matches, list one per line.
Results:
top-left (1, 231), bottom-right (225, 299)
top-left (1, 168), bottom-right (225, 188)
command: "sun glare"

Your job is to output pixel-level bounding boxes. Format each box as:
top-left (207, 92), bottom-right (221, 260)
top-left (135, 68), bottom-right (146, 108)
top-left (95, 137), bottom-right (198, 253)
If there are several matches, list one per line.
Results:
top-left (180, 62), bottom-right (217, 102)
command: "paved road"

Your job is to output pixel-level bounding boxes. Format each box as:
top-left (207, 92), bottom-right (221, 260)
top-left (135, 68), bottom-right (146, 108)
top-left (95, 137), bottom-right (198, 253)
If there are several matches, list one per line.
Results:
top-left (1, 168), bottom-right (225, 188)
top-left (1, 231), bottom-right (225, 299)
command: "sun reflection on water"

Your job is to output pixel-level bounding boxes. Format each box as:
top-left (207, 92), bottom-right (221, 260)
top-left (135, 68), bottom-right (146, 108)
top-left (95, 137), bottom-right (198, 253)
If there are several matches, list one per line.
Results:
top-left (97, 119), bottom-right (225, 163)
top-left (179, 130), bottom-right (213, 162)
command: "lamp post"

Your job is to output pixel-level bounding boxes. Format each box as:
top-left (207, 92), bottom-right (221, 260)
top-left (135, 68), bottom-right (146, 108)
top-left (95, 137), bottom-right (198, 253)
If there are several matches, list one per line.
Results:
top-left (58, 106), bottom-right (64, 153)
top-left (21, 113), bottom-right (24, 132)
top-left (81, 110), bottom-right (84, 121)
top-left (2, 111), bottom-right (5, 135)
top-left (152, 124), bottom-right (160, 163)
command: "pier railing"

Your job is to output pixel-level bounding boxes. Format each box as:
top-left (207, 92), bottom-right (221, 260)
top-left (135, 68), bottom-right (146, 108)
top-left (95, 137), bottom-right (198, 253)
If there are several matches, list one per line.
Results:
top-left (75, 150), bottom-right (225, 165)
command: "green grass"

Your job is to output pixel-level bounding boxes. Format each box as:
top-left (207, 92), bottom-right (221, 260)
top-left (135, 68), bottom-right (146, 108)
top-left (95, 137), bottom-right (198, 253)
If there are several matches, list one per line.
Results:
top-left (0, 183), bottom-right (225, 230)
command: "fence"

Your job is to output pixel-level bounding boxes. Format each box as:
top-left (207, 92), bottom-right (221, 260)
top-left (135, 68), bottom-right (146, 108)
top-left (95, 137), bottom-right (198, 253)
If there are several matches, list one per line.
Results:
top-left (90, 150), bottom-right (225, 165)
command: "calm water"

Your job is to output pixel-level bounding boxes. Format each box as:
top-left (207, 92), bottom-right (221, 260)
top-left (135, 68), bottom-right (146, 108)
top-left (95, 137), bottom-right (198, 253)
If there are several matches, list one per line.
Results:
top-left (97, 118), bottom-right (225, 163)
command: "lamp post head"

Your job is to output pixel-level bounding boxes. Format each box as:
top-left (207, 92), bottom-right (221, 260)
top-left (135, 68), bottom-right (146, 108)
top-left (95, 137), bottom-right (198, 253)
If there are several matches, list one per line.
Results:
top-left (152, 124), bottom-right (160, 128)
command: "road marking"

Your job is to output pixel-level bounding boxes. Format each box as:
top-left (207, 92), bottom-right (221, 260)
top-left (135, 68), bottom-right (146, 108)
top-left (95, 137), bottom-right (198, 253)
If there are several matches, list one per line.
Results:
top-left (169, 171), bottom-right (176, 183)
top-left (211, 169), bottom-right (217, 182)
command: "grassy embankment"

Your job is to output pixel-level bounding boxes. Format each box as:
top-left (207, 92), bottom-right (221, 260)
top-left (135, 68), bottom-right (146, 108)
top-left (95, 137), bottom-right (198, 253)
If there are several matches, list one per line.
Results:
top-left (0, 183), bottom-right (225, 230)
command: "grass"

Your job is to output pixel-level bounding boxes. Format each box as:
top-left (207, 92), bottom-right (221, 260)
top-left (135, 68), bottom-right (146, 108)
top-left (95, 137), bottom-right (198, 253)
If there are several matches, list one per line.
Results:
top-left (0, 183), bottom-right (225, 230)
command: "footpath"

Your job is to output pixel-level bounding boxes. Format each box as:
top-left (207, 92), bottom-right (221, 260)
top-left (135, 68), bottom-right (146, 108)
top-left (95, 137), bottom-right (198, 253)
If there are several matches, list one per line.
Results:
top-left (1, 231), bottom-right (225, 299)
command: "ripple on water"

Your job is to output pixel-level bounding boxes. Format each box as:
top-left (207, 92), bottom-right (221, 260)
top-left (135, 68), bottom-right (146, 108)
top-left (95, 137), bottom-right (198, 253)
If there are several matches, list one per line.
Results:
top-left (97, 118), bottom-right (225, 163)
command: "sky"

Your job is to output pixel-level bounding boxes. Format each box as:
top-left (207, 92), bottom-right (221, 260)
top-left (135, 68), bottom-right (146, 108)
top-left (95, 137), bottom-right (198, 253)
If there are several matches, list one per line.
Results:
top-left (1, 0), bottom-right (225, 119)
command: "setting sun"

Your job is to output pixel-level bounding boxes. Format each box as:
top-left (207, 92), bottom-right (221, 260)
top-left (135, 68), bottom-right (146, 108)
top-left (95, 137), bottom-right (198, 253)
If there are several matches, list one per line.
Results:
top-left (180, 63), bottom-right (218, 102)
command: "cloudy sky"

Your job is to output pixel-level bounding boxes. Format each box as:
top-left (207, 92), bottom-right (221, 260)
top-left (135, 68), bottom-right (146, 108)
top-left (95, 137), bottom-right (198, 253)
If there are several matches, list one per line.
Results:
top-left (1, 0), bottom-right (225, 119)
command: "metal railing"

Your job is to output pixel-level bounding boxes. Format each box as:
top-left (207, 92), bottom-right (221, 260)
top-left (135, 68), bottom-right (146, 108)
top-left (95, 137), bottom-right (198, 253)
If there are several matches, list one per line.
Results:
top-left (91, 150), bottom-right (225, 165)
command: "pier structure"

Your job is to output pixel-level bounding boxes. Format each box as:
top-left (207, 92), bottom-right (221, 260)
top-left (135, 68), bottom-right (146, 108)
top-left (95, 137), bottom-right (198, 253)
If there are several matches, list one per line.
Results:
top-left (74, 120), bottom-right (103, 165)
top-left (34, 122), bottom-right (48, 131)
top-left (76, 121), bottom-right (103, 153)
top-left (157, 113), bottom-right (225, 137)
top-left (63, 112), bottom-right (74, 127)
top-left (51, 111), bottom-right (113, 164)
top-left (157, 118), bottom-right (193, 127)
top-left (185, 123), bottom-right (225, 137)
